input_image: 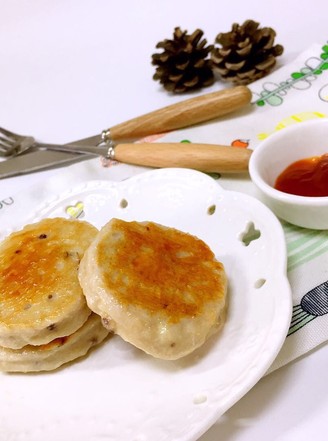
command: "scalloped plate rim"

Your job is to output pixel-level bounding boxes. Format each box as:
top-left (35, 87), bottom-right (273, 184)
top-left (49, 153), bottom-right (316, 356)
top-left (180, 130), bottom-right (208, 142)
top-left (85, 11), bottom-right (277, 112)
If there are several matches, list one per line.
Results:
top-left (0, 168), bottom-right (292, 441)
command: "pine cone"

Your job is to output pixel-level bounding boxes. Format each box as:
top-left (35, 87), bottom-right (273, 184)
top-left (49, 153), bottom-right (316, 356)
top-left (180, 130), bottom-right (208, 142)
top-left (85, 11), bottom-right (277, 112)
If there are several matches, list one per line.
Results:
top-left (152, 27), bottom-right (214, 93)
top-left (211, 20), bottom-right (284, 85)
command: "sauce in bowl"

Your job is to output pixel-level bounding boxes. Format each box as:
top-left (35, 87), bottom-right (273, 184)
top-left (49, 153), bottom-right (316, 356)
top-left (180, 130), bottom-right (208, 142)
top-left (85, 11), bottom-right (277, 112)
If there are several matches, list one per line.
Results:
top-left (274, 154), bottom-right (328, 197)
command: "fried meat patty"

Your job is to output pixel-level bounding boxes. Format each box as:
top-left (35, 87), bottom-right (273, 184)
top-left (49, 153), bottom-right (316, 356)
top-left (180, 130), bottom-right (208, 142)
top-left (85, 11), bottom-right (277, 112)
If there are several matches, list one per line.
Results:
top-left (0, 313), bottom-right (109, 372)
top-left (0, 218), bottom-right (98, 349)
top-left (79, 219), bottom-right (227, 360)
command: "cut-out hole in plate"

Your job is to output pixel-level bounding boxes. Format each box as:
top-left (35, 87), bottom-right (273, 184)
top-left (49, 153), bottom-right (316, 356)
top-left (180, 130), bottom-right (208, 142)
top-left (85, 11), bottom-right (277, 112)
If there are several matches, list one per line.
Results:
top-left (254, 278), bottom-right (266, 289)
top-left (120, 198), bottom-right (128, 208)
top-left (239, 221), bottom-right (261, 246)
top-left (65, 201), bottom-right (85, 219)
top-left (193, 394), bottom-right (208, 405)
top-left (207, 204), bottom-right (216, 215)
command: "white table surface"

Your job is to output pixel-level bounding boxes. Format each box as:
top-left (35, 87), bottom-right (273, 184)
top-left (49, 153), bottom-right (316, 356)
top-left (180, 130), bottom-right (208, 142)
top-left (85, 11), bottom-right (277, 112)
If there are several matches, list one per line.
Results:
top-left (1, 1), bottom-right (327, 439)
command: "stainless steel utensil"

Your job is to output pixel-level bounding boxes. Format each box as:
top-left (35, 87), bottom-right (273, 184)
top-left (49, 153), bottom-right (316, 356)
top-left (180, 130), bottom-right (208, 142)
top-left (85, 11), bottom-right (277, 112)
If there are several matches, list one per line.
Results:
top-left (0, 126), bottom-right (109, 157)
top-left (0, 140), bottom-right (252, 179)
top-left (0, 85), bottom-right (252, 178)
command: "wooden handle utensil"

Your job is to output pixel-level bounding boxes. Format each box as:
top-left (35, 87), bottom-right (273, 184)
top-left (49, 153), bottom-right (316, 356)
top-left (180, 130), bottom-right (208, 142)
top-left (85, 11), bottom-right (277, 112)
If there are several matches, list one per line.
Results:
top-left (113, 142), bottom-right (252, 173)
top-left (109, 86), bottom-right (252, 142)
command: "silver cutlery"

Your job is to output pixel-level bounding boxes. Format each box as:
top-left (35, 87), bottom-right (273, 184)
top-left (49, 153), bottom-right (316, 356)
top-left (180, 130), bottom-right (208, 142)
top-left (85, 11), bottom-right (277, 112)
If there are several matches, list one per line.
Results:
top-left (0, 126), bottom-right (110, 158)
top-left (0, 85), bottom-right (252, 178)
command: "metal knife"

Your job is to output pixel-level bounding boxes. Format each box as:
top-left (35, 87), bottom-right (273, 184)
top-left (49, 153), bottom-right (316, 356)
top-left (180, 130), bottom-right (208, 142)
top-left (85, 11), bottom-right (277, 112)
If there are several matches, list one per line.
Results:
top-left (0, 86), bottom-right (252, 179)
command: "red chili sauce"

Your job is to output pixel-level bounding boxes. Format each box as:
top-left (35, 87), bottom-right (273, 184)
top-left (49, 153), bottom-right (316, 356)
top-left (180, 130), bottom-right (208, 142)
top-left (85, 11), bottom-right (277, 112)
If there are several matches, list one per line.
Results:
top-left (274, 154), bottom-right (328, 197)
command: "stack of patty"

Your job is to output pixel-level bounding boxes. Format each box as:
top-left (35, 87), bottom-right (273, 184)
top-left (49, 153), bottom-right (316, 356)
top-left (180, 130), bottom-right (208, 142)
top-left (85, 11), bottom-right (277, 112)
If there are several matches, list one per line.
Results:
top-left (0, 218), bottom-right (109, 372)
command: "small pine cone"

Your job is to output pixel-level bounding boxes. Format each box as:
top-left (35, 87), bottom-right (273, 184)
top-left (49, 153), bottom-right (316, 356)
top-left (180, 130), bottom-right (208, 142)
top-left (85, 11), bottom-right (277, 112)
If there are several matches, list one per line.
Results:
top-left (211, 19), bottom-right (284, 85)
top-left (152, 27), bottom-right (215, 93)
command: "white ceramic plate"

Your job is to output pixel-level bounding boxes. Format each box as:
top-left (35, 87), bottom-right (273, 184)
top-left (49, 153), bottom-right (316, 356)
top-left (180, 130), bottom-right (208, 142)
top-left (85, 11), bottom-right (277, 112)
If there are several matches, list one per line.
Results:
top-left (0, 168), bottom-right (292, 441)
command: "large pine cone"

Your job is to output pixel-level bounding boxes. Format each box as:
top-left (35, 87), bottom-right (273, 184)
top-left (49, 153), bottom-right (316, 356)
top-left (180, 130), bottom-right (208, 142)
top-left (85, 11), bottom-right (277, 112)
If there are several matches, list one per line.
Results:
top-left (211, 20), bottom-right (284, 85)
top-left (152, 27), bottom-right (214, 93)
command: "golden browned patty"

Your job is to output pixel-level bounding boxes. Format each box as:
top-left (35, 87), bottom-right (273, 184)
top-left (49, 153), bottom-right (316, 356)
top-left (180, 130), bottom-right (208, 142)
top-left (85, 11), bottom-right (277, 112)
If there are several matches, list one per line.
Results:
top-left (79, 218), bottom-right (227, 360)
top-left (0, 313), bottom-right (109, 372)
top-left (0, 218), bottom-right (98, 349)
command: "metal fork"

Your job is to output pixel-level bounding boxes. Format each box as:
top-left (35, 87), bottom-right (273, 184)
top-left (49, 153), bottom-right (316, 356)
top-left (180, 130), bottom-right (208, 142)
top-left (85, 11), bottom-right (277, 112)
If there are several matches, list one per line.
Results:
top-left (0, 86), bottom-right (253, 160)
top-left (0, 126), bottom-right (109, 158)
top-left (0, 123), bottom-right (253, 176)
top-left (0, 86), bottom-right (254, 178)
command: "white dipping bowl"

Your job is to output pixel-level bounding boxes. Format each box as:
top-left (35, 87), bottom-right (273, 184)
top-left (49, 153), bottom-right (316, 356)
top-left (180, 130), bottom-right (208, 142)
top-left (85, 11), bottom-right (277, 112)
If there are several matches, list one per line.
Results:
top-left (249, 119), bottom-right (328, 230)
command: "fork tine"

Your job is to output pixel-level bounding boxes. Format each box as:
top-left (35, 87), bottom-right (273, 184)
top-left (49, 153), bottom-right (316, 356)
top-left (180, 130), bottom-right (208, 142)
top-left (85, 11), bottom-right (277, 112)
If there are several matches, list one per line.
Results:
top-left (0, 148), bottom-right (11, 155)
top-left (0, 129), bottom-right (19, 156)
top-left (0, 127), bottom-right (22, 140)
top-left (0, 145), bottom-right (9, 153)
top-left (0, 144), bottom-right (16, 154)
top-left (0, 135), bottom-right (16, 146)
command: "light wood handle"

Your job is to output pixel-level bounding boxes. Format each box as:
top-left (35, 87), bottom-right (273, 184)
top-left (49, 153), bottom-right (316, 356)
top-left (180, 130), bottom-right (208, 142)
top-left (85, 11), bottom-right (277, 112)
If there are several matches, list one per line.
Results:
top-left (114, 143), bottom-right (252, 173)
top-left (109, 86), bottom-right (252, 142)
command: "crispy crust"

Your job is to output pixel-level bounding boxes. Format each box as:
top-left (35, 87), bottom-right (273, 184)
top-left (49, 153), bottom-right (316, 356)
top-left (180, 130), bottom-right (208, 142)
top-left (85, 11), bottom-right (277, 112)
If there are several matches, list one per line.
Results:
top-left (79, 219), bottom-right (228, 360)
top-left (0, 218), bottom-right (98, 349)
